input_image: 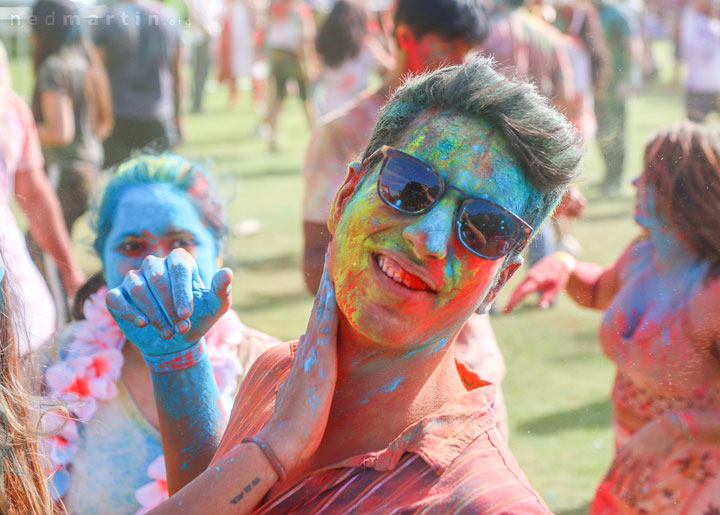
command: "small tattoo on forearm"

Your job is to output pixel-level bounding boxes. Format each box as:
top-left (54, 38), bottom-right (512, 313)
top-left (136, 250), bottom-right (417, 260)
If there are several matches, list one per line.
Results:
top-left (230, 477), bottom-right (261, 504)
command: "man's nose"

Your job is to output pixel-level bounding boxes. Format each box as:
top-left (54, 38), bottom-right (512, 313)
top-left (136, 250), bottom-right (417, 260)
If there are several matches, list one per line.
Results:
top-left (401, 201), bottom-right (455, 260)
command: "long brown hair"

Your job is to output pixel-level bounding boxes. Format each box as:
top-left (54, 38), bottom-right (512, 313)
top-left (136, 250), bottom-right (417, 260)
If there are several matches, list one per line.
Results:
top-left (0, 256), bottom-right (61, 514)
top-left (31, 0), bottom-right (113, 139)
top-left (644, 122), bottom-right (720, 275)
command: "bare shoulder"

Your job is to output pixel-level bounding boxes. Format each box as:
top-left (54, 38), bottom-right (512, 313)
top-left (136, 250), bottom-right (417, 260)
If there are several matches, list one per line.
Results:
top-left (241, 325), bottom-right (281, 350)
top-left (237, 340), bottom-right (294, 390)
top-left (234, 326), bottom-right (280, 378)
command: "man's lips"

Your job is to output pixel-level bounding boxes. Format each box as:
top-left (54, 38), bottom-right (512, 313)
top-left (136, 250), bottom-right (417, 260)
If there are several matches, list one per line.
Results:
top-left (374, 253), bottom-right (437, 292)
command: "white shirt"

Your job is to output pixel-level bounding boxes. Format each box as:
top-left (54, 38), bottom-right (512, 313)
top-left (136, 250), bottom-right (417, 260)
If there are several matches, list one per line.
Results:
top-left (681, 7), bottom-right (720, 93)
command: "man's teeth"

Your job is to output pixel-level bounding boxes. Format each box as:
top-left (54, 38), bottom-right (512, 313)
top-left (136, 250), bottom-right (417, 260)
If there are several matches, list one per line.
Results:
top-left (377, 255), bottom-right (428, 291)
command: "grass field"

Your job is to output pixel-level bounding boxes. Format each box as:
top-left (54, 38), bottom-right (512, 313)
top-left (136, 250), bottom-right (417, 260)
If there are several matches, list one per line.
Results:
top-left (10, 42), bottom-right (718, 513)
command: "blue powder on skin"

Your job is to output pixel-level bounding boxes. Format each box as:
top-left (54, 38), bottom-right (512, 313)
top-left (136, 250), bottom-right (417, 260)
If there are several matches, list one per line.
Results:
top-left (382, 377), bottom-right (404, 392)
top-left (303, 347), bottom-right (319, 373)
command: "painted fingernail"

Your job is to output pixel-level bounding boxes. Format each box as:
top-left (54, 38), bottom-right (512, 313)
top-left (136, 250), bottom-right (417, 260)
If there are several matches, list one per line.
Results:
top-left (176, 320), bottom-right (190, 333)
top-left (135, 316), bottom-right (148, 328)
top-left (177, 304), bottom-right (191, 318)
top-left (162, 328), bottom-right (173, 339)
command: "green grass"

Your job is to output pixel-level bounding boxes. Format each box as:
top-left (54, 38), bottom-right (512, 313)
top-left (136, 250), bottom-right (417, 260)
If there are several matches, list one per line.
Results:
top-left (10, 41), bottom-right (718, 513)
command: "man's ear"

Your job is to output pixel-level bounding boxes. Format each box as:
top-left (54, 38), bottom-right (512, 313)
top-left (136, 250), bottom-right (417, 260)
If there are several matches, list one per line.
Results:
top-left (394, 23), bottom-right (417, 54)
top-left (476, 255), bottom-right (524, 314)
top-left (328, 162), bottom-right (364, 236)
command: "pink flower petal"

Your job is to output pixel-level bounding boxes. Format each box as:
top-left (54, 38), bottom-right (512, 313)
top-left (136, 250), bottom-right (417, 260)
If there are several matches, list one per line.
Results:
top-left (135, 480), bottom-right (168, 511)
top-left (60, 393), bottom-right (97, 422)
top-left (89, 377), bottom-right (119, 400)
top-left (147, 455), bottom-right (167, 481)
top-left (206, 310), bottom-right (245, 349)
top-left (47, 436), bottom-right (78, 465)
top-left (211, 354), bottom-right (242, 394)
top-left (46, 358), bottom-right (91, 394)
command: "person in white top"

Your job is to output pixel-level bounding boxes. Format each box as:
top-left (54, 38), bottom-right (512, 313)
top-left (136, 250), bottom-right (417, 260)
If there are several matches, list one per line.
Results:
top-left (261, 0), bottom-right (317, 151)
top-left (0, 42), bottom-right (85, 352)
top-left (217, 0), bottom-right (257, 107)
top-left (680, 0), bottom-right (720, 122)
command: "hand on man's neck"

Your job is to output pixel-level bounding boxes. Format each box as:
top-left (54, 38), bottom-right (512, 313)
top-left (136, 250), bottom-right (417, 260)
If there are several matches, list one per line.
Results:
top-left (300, 312), bottom-right (467, 473)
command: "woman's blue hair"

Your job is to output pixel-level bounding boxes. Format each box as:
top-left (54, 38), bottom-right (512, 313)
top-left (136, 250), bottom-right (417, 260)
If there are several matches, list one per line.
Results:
top-left (92, 154), bottom-right (227, 257)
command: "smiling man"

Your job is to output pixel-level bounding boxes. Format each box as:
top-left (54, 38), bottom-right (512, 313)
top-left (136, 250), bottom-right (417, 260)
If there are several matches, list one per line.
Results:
top-left (106, 56), bottom-right (582, 513)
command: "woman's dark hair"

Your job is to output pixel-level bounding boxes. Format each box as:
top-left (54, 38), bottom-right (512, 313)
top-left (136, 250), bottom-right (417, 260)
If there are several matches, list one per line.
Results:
top-left (315, 1), bottom-right (368, 68)
top-left (72, 271), bottom-right (106, 321)
top-left (395, 0), bottom-right (490, 43)
top-left (644, 122), bottom-right (720, 276)
top-left (31, 0), bottom-right (113, 137)
top-left (31, 0), bottom-right (82, 73)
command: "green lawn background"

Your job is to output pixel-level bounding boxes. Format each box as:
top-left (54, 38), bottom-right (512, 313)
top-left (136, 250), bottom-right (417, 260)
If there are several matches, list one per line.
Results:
top-left (10, 41), bottom-right (717, 513)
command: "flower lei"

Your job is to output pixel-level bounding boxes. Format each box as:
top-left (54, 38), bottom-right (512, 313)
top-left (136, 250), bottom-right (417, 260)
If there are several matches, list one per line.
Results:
top-left (43, 286), bottom-right (245, 513)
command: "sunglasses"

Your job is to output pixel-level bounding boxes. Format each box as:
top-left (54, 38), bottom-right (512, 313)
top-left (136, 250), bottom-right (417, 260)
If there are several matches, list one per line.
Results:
top-left (366, 145), bottom-right (533, 260)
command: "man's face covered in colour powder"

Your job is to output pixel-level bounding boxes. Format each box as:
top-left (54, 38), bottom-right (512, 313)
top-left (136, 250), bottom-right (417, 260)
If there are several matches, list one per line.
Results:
top-left (329, 110), bottom-right (539, 348)
top-left (102, 184), bottom-right (219, 289)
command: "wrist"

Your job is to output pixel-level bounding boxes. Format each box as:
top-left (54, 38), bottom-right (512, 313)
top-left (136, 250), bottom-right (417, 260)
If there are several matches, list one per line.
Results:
top-left (144, 339), bottom-right (207, 374)
top-left (256, 424), bottom-right (297, 473)
top-left (555, 251), bottom-right (577, 273)
top-left (242, 435), bottom-right (287, 482)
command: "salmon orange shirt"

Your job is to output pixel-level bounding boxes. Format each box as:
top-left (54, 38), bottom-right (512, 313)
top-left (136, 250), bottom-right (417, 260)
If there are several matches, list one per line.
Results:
top-left (212, 343), bottom-right (550, 514)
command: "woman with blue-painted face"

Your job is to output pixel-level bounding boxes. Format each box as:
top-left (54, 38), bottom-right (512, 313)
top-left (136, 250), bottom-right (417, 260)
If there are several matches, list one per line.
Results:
top-left (507, 123), bottom-right (720, 512)
top-left (40, 154), bottom-right (277, 513)
top-left (105, 57), bottom-right (584, 513)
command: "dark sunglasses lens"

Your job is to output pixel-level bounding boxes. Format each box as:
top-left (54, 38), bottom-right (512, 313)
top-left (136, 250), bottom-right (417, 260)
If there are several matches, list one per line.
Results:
top-left (459, 201), bottom-right (519, 258)
top-left (378, 155), bottom-right (443, 213)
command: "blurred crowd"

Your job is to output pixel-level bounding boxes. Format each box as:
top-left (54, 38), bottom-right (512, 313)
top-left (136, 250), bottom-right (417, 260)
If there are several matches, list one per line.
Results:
top-left (0, 0), bottom-right (720, 513)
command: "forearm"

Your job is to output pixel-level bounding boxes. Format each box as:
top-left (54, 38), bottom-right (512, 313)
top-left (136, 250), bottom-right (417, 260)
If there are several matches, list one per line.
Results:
top-left (16, 176), bottom-right (83, 288)
top-left (151, 441), bottom-right (279, 515)
top-left (565, 259), bottom-right (606, 309)
top-left (148, 341), bottom-right (225, 494)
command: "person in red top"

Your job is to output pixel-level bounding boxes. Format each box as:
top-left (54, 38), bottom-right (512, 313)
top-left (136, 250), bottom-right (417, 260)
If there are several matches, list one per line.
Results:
top-left (105, 55), bottom-right (583, 513)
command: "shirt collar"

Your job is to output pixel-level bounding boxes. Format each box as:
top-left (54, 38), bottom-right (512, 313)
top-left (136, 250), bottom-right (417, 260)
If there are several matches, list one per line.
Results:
top-left (333, 360), bottom-right (497, 475)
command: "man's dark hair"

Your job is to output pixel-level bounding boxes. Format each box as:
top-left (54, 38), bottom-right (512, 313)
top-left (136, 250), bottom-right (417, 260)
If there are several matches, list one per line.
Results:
top-left (361, 55), bottom-right (584, 228)
top-left (394, 0), bottom-right (490, 43)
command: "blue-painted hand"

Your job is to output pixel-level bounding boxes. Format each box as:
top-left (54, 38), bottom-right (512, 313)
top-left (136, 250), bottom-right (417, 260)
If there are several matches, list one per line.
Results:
top-left (105, 249), bottom-right (233, 357)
